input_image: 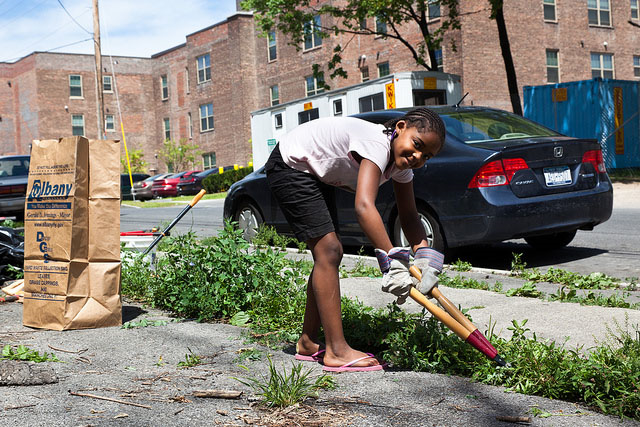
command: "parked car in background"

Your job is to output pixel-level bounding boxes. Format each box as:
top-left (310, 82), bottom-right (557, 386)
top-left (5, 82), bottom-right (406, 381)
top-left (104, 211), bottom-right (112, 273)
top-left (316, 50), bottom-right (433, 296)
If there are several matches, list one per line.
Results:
top-left (177, 168), bottom-right (219, 196)
top-left (0, 155), bottom-right (30, 218)
top-left (131, 173), bottom-right (172, 200)
top-left (152, 170), bottom-right (201, 198)
top-left (121, 173), bottom-right (150, 200)
top-left (224, 106), bottom-right (613, 255)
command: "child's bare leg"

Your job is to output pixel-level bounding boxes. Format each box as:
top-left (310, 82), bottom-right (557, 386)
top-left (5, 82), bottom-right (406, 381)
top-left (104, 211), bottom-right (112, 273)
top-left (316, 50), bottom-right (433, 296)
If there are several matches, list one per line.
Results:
top-left (305, 232), bottom-right (381, 368)
top-left (296, 272), bottom-right (323, 355)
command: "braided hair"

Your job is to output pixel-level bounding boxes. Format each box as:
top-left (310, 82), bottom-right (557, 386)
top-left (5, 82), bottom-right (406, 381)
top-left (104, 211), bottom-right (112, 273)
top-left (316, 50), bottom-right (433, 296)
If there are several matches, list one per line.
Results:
top-left (383, 107), bottom-right (446, 149)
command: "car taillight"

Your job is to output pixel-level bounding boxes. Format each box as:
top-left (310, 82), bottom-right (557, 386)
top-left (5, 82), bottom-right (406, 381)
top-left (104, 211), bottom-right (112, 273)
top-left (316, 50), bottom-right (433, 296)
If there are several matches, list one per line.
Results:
top-left (582, 150), bottom-right (606, 173)
top-left (468, 158), bottom-right (529, 188)
top-left (0, 185), bottom-right (26, 195)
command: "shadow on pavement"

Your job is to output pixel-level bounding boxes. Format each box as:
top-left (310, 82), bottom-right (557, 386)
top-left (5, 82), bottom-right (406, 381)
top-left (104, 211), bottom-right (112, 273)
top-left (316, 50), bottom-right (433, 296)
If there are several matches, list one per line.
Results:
top-left (451, 242), bottom-right (608, 271)
top-left (122, 305), bottom-right (147, 323)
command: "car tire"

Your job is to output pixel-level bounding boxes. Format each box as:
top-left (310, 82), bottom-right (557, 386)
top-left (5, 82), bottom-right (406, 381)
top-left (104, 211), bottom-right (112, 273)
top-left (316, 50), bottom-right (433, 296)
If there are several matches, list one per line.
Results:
top-left (392, 206), bottom-right (446, 254)
top-left (234, 201), bottom-right (263, 242)
top-left (524, 230), bottom-right (577, 250)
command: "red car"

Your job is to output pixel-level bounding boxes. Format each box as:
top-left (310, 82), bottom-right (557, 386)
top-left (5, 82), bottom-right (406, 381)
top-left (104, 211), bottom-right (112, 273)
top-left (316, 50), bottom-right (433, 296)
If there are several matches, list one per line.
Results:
top-left (151, 170), bottom-right (201, 197)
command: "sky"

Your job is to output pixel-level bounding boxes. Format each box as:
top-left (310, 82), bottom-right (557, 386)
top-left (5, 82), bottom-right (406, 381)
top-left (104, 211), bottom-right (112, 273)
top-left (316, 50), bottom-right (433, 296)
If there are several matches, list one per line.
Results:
top-left (0, 0), bottom-right (239, 63)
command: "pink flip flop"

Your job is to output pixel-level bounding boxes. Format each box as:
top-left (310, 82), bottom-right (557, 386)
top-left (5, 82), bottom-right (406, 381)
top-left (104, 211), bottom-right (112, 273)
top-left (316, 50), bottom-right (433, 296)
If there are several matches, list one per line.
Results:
top-left (322, 353), bottom-right (387, 372)
top-left (294, 349), bottom-right (326, 362)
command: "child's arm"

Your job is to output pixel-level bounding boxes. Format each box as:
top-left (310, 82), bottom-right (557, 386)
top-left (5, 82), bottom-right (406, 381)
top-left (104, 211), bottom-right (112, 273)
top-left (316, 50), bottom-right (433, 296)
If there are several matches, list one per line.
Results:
top-left (354, 159), bottom-right (393, 251)
top-left (392, 180), bottom-right (430, 253)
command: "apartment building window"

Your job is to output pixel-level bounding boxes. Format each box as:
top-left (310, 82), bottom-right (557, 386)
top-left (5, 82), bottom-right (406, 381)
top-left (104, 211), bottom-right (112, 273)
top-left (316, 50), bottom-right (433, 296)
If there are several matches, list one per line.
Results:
top-left (359, 93), bottom-right (385, 113)
top-left (375, 16), bottom-right (387, 35)
top-left (71, 114), bottom-right (84, 136)
top-left (543, 0), bottom-right (556, 21)
top-left (359, 18), bottom-right (367, 30)
top-left (185, 68), bottom-right (190, 94)
top-left (378, 62), bottom-right (390, 77)
top-left (270, 85), bottom-right (280, 106)
top-left (161, 75), bottom-right (168, 100)
top-left (188, 112), bottom-right (193, 138)
top-left (197, 54), bottom-right (211, 83)
top-left (69, 75), bottom-right (83, 98)
top-left (305, 74), bottom-right (325, 97)
top-left (163, 118), bottom-right (171, 140)
top-left (588, 0), bottom-right (611, 26)
top-left (361, 67), bottom-right (370, 82)
top-left (303, 15), bottom-right (322, 50)
top-left (274, 112), bottom-right (283, 128)
top-left (634, 56), bottom-right (640, 77)
top-left (591, 53), bottom-right (614, 78)
top-left (333, 99), bottom-right (343, 116)
top-left (203, 152), bottom-right (216, 169)
top-left (546, 50), bottom-right (559, 83)
top-left (268, 31), bottom-right (277, 61)
top-left (105, 114), bottom-right (115, 131)
top-left (200, 103), bottom-right (214, 132)
top-left (632, 0), bottom-right (639, 19)
top-left (428, 1), bottom-right (441, 20)
top-left (103, 75), bottom-right (113, 92)
top-left (434, 49), bottom-right (444, 72)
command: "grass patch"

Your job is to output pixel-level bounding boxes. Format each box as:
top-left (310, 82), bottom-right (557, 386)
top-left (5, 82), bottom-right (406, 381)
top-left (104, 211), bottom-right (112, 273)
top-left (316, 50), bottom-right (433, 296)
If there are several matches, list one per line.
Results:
top-left (121, 200), bottom-right (182, 208)
top-left (121, 225), bottom-right (640, 419)
top-left (608, 168), bottom-right (640, 182)
top-left (236, 357), bottom-right (336, 407)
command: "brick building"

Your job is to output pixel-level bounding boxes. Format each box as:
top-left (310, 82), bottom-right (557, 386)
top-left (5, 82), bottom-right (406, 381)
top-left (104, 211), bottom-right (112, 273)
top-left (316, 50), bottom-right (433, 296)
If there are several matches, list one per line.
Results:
top-left (1, 1), bottom-right (638, 170)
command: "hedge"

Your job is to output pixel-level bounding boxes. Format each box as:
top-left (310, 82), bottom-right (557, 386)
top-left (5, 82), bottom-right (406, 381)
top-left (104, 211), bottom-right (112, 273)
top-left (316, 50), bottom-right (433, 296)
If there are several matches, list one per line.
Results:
top-left (202, 166), bottom-right (254, 193)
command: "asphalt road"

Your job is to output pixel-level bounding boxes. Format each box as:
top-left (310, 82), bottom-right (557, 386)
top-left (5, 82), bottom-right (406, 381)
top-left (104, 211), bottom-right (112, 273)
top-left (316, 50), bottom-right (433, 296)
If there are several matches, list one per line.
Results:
top-left (120, 184), bottom-right (640, 280)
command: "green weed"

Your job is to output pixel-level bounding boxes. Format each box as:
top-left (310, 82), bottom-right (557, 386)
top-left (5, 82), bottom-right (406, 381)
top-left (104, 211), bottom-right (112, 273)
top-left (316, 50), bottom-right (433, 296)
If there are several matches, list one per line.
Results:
top-left (451, 259), bottom-right (472, 272)
top-left (234, 347), bottom-right (264, 363)
top-left (549, 287), bottom-right (638, 309)
top-left (177, 348), bottom-right (202, 368)
top-left (1, 345), bottom-right (59, 362)
top-left (121, 319), bottom-right (168, 329)
top-left (506, 282), bottom-right (543, 298)
top-left (235, 357), bottom-right (336, 407)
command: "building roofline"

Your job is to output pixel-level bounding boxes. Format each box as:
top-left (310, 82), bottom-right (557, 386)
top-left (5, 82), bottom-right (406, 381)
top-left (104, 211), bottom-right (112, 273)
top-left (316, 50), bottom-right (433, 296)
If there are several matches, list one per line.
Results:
top-left (2, 50), bottom-right (151, 65)
top-left (152, 11), bottom-right (253, 59)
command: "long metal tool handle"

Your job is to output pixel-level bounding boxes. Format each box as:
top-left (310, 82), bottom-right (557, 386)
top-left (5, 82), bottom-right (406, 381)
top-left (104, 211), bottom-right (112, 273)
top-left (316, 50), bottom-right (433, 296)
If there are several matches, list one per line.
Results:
top-left (142, 189), bottom-right (207, 256)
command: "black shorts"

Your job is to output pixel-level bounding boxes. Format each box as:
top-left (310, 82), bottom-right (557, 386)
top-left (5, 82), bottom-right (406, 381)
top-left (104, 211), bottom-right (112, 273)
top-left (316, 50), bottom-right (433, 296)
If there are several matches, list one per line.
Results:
top-left (265, 145), bottom-right (339, 242)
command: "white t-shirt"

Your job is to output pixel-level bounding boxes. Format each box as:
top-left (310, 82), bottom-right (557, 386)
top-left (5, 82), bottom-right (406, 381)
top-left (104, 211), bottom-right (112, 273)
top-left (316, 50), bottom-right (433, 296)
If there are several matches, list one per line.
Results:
top-left (278, 117), bottom-right (413, 192)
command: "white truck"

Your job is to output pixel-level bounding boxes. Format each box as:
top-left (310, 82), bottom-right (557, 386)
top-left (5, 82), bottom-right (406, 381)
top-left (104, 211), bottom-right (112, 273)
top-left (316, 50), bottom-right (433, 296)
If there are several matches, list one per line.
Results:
top-left (250, 71), bottom-right (462, 169)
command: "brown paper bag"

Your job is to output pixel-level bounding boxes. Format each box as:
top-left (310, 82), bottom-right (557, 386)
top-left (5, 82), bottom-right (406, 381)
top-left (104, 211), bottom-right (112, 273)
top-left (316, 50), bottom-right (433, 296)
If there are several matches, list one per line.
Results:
top-left (23, 136), bottom-right (122, 330)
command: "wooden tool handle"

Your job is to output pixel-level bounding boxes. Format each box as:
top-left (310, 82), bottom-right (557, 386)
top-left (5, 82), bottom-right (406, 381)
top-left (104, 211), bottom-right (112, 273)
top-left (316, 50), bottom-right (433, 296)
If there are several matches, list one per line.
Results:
top-left (189, 189), bottom-right (207, 207)
top-left (409, 265), bottom-right (477, 334)
top-left (408, 287), bottom-right (470, 340)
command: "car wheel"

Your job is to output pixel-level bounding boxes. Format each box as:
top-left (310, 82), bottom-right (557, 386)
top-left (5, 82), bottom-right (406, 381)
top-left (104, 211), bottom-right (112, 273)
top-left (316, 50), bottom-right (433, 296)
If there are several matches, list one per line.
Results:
top-left (524, 230), bottom-right (577, 250)
top-left (393, 207), bottom-right (446, 253)
top-left (234, 201), bottom-right (263, 242)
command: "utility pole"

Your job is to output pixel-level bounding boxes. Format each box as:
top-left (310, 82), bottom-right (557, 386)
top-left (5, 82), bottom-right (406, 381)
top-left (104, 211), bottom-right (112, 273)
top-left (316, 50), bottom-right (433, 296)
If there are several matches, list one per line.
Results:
top-left (93, 0), bottom-right (105, 139)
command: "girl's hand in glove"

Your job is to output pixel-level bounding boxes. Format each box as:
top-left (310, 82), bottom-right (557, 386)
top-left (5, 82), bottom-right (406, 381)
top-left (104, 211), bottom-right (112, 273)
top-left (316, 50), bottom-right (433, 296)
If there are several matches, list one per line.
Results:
top-left (375, 247), bottom-right (415, 305)
top-left (413, 247), bottom-right (445, 296)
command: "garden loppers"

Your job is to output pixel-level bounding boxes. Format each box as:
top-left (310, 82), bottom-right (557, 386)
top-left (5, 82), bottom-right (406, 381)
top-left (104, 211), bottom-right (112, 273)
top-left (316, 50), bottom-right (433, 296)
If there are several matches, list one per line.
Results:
top-left (409, 265), bottom-right (509, 367)
top-left (142, 189), bottom-right (207, 256)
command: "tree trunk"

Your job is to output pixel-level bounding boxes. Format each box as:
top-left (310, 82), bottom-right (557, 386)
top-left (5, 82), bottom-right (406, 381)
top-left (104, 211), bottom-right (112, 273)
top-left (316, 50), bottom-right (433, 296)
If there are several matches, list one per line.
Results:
top-left (494, 5), bottom-right (522, 115)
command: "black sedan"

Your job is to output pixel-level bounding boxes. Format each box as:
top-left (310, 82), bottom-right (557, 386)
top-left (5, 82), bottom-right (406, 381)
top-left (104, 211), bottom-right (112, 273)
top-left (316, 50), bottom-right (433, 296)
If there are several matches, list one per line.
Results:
top-left (223, 106), bottom-right (613, 255)
top-left (0, 155), bottom-right (30, 219)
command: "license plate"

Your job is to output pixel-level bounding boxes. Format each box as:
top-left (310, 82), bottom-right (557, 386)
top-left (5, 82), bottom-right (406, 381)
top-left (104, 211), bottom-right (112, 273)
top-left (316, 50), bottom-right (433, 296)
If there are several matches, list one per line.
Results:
top-left (543, 166), bottom-right (572, 187)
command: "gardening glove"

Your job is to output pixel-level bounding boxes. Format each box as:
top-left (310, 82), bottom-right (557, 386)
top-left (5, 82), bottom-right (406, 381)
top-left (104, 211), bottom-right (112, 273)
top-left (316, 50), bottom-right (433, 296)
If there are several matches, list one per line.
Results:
top-left (412, 247), bottom-right (445, 296)
top-left (375, 247), bottom-right (415, 305)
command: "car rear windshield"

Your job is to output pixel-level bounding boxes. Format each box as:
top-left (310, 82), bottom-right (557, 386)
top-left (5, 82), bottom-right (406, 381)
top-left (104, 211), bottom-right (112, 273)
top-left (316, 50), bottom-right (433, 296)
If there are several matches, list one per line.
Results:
top-left (441, 110), bottom-right (560, 144)
top-left (0, 158), bottom-right (30, 177)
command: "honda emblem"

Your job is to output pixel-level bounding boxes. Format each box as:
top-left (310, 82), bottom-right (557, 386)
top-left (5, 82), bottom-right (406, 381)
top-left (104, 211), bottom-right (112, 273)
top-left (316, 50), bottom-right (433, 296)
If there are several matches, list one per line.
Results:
top-left (554, 146), bottom-right (564, 158)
